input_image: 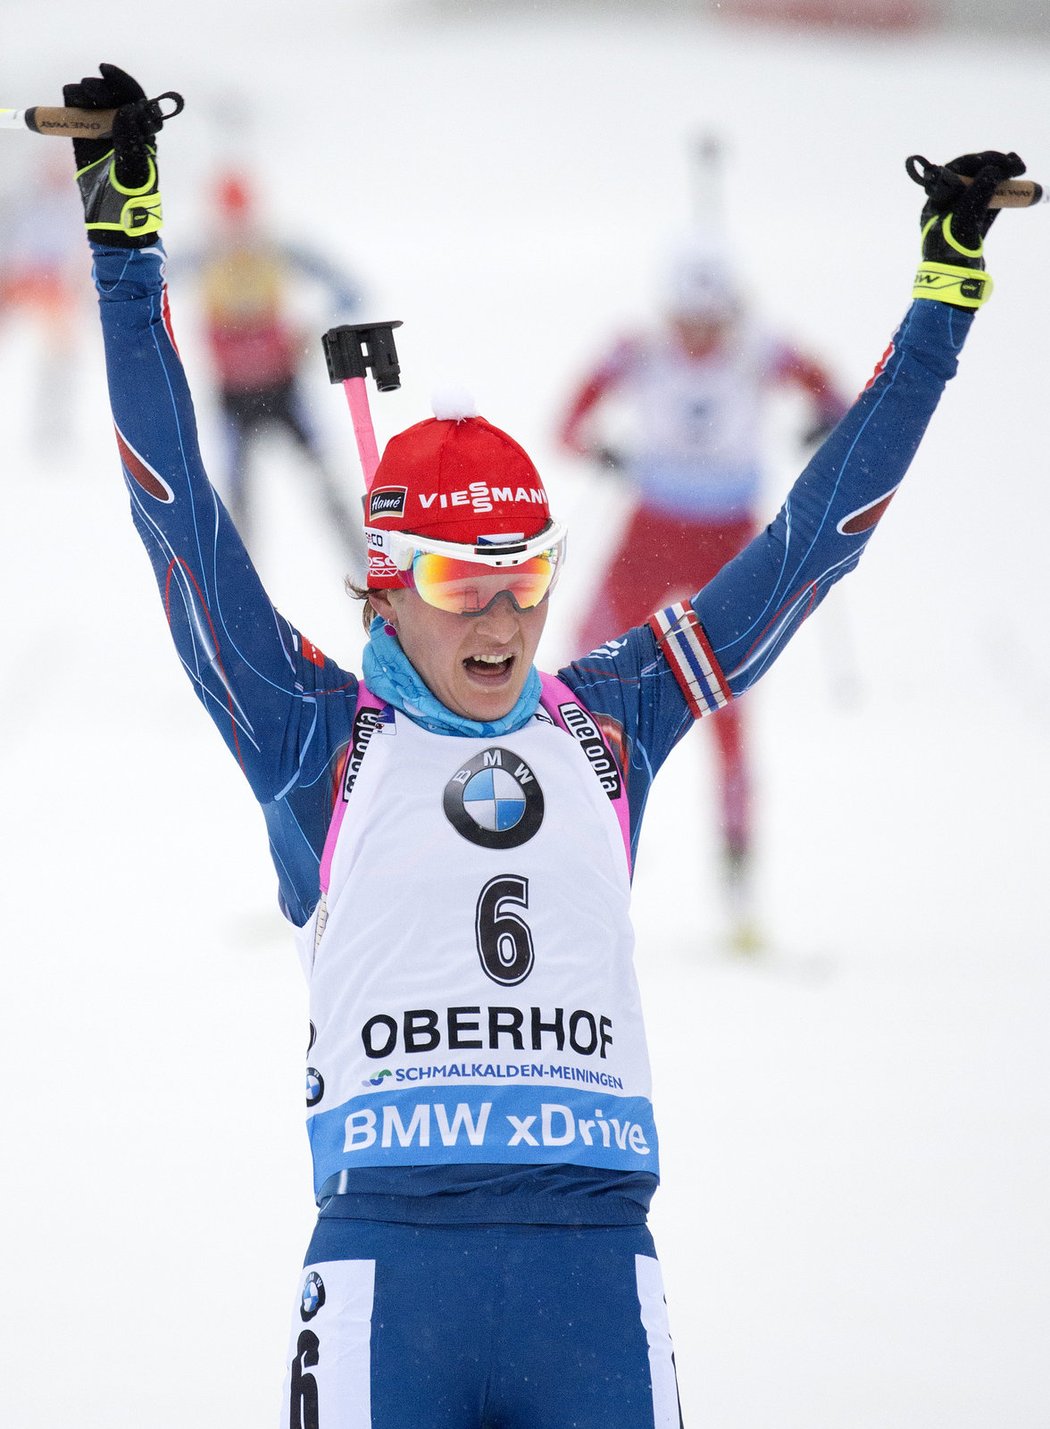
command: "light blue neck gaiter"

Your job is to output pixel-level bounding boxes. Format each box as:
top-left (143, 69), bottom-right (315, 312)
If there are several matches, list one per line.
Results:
top-left (361, 616), bottom-right (542, 737)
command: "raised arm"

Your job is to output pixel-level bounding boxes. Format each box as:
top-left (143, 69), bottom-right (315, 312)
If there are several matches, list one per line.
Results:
top-left (64, 64), bottom-right (359, 921)
top-left (557, 336), bottom-right (635, 464)
top-left (691, 149), bottom-right (1025, 695)
top-left (563, 150), bottom-right (1026, 851)
top-left (692, 296), bottom-right (967, 692)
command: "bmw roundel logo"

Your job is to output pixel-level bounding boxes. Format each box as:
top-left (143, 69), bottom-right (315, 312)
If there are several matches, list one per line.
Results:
top-left (300, 1271), bottom-right (326, 1321)
top-left (443, 747), bottom-right (544, 849)
top-left (306, 1067), bottom-right (325, 1107)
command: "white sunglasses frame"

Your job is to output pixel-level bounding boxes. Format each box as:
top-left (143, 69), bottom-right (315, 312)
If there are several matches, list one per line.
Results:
top-left (365, 519), bottom-right (569, 573)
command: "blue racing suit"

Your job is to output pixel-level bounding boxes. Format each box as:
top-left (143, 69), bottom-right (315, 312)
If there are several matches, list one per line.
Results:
top-left (91, 241), bottom-right (971, 1427)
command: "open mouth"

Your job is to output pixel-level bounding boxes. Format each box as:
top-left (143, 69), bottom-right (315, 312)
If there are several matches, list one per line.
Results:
top-left (464, 652), bottom-right (515, 682)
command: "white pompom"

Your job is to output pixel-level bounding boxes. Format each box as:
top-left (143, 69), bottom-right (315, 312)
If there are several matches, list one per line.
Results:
top-left (430, 384), bottom-right (479, 422)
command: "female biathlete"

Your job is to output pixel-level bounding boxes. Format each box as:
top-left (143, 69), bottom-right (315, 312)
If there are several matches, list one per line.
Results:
top-left (62, 62), bottom-right (1023, 1429)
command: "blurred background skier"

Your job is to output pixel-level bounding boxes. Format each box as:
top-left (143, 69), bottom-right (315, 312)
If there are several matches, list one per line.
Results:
top-left (0, 150), bottom-right (85, 450)
top-left (558, 232), bottom-right (849, 950)
top-left (182, 168), bottom-right (367, 572)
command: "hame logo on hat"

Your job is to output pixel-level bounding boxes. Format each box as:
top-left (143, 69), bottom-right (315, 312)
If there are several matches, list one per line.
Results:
top-left (369, 486), bottom-right (407, 520)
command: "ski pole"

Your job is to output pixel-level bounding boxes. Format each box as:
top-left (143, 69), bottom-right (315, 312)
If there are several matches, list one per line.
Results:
top-left (905, 154), bottom-right (1046, 209)
top-left (0, 91), bottom-right (184, 140)
top-left (692, 131), bottom-right (727, 227)
top-left (322, 322), bottom-right (403, 490)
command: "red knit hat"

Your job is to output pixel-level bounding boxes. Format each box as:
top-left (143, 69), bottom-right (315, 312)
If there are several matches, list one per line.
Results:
top-left (365, 409), bottom-right (553, 588)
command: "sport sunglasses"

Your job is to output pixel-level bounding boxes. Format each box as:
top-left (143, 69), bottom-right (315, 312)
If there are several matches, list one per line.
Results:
top-left (368, 521), bottom-right (568, 616)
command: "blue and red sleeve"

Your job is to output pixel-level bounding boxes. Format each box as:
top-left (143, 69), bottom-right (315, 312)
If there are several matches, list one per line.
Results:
top-left (92, 241), bottom-right (357, 923)
top-left (559, 299), bottom-right (972, 862)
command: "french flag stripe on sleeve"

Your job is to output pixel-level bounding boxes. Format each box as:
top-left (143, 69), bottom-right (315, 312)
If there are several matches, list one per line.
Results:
top-left (648, 602), bottom-right (732, 719)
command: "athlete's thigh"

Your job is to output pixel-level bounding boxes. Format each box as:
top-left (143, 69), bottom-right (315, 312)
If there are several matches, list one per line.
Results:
top-left (280, 1218), bottom-right (498, 1429)
top-left (492, 1225), bottom-right (683, 1429)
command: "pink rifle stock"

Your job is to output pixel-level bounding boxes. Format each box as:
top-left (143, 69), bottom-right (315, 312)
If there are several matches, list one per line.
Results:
top-left (342, 375), bottom-right (381, 487)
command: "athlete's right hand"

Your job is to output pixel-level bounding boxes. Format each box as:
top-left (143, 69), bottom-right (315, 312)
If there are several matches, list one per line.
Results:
top-left (63, 63), bottom-right (165, 246)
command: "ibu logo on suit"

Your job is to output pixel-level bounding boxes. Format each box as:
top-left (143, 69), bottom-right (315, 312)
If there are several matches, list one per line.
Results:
top-left (443, 747), bottom-right (544, 849)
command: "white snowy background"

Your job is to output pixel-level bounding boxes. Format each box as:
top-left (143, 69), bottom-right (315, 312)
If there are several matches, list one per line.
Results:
top-left (1, 2), bottom-right (1048, 1425)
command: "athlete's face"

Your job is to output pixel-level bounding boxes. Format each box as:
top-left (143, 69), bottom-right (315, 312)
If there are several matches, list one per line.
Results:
top-left (370, 586), bottom-right (549, 723)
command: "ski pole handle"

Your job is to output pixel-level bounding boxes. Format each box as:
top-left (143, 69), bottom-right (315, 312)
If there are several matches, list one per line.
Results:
top-left (0, 91), bottom-right (184, 140)
top-left (964, 175), bottom-right (1044, 209)
top-left (906, 154), bottom-right (1045, 209)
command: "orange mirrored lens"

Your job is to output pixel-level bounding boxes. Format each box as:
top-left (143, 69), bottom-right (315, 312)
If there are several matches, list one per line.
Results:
top-left (407, 551), bottom-right (559, 614)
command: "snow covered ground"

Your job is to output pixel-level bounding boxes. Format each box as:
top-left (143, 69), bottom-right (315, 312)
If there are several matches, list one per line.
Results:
top-left (1, 3), bottom-right (1048, 1426)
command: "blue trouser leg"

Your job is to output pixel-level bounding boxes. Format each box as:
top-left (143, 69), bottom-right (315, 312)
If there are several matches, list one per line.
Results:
top-left (281, 1219), bottom-right (683, 1429)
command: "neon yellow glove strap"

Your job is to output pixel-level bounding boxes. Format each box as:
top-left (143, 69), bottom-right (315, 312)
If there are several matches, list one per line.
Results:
top-left (90, 190), bottom-right (163, 239)
top-left (913, 261), bottom-right (993, 309)
top-left (920, 213), bottom-right (984, 262)
top-left (76, 149), bottom-right (163, 240)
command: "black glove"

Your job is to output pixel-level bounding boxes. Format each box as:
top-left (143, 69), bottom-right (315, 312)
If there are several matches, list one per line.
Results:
top-left (64, 63), bottom-right (166, 247)
top-left (907, 150), bottom-right (1026, 310)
